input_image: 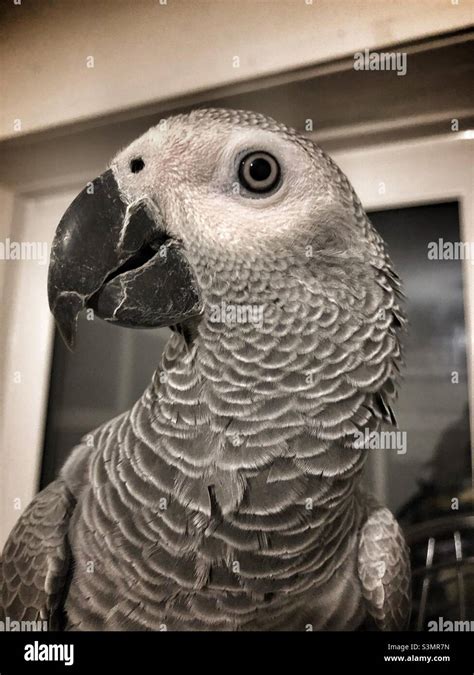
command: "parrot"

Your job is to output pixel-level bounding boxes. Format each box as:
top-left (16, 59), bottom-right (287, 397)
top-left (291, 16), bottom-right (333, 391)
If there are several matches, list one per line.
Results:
top-left (0, 108), bottom-right (411, 631)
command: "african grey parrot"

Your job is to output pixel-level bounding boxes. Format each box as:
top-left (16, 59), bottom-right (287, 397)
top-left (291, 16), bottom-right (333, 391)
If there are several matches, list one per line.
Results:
top-left (0, 108), bottom-right (411, 631)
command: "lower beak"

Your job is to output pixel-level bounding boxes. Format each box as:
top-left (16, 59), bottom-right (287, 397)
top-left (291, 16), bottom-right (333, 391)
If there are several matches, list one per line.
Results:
top-left (48, 169), bottom-right (202, 349)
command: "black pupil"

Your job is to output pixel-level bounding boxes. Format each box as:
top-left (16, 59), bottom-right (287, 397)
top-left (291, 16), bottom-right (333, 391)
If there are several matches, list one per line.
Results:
top-left (249, 158), bottom-right (272, 181)
top-left (130, 158), bottom-right (145, 173)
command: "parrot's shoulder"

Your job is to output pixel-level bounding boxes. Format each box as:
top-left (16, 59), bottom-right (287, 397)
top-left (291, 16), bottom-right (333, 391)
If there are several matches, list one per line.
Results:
top-left (60, 439), bottom-right (96, 497)
top-left (0, 410), bottom-right (131, 627)
top-left (357, 498), bottom-right (411, 630)
top-left (0, 478), bottom-right (75, 628)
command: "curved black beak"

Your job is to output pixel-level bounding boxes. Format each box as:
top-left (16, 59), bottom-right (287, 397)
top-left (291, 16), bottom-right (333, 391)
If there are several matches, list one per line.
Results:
top-left (48, 169), bottom-right (202, 350)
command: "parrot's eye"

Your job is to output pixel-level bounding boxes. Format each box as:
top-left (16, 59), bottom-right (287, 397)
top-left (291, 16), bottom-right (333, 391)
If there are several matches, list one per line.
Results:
top-left (130, 157), bottom-right (145, 174)
top-left (238, 152), bottom-right (281, 194)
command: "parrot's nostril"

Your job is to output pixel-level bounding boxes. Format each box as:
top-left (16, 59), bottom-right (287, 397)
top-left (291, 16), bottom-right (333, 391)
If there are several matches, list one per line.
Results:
top-left (130, 157), bottom-right (145, 174)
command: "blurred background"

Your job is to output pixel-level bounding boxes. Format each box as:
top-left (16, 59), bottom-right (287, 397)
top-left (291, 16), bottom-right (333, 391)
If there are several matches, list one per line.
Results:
top-left (0, 0), bottom-right (473, 629)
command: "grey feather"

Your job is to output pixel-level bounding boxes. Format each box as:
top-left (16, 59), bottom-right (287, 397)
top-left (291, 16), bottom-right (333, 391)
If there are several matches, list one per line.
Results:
top-left (0, 480), bottom-right (75, 628)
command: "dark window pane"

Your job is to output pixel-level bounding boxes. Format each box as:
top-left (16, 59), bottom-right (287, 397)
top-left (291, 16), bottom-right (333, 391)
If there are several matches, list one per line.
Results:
top-left (368, 201), bottom-right (471, 521)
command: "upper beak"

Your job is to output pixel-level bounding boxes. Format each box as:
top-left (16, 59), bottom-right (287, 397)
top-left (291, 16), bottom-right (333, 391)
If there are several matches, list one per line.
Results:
top-left (48, 169), bottom-right (202, 349)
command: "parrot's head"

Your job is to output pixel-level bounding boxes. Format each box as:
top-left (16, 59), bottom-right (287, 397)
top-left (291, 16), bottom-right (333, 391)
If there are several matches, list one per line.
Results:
top-left (48, 108), bottom-right (395, 351)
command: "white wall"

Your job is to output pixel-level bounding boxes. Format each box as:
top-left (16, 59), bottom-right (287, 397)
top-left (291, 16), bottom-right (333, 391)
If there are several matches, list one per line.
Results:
top-left (1, 0), bottom-right (472, 140)
top-left (0, 187), bottom-right (14, 382)
top-left (0, 189), bottom-right (76, 548)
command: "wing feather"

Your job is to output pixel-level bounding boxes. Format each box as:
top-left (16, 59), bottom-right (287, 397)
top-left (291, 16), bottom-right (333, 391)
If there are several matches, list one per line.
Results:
top-left (358, 506), bottom-right (411, 630)
top-left (0, 479), bottom-right (75, 628)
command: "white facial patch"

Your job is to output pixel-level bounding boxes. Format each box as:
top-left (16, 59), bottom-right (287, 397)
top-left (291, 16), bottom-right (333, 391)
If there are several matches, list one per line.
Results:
top-left (188, 127), bottom-right (321, 252)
